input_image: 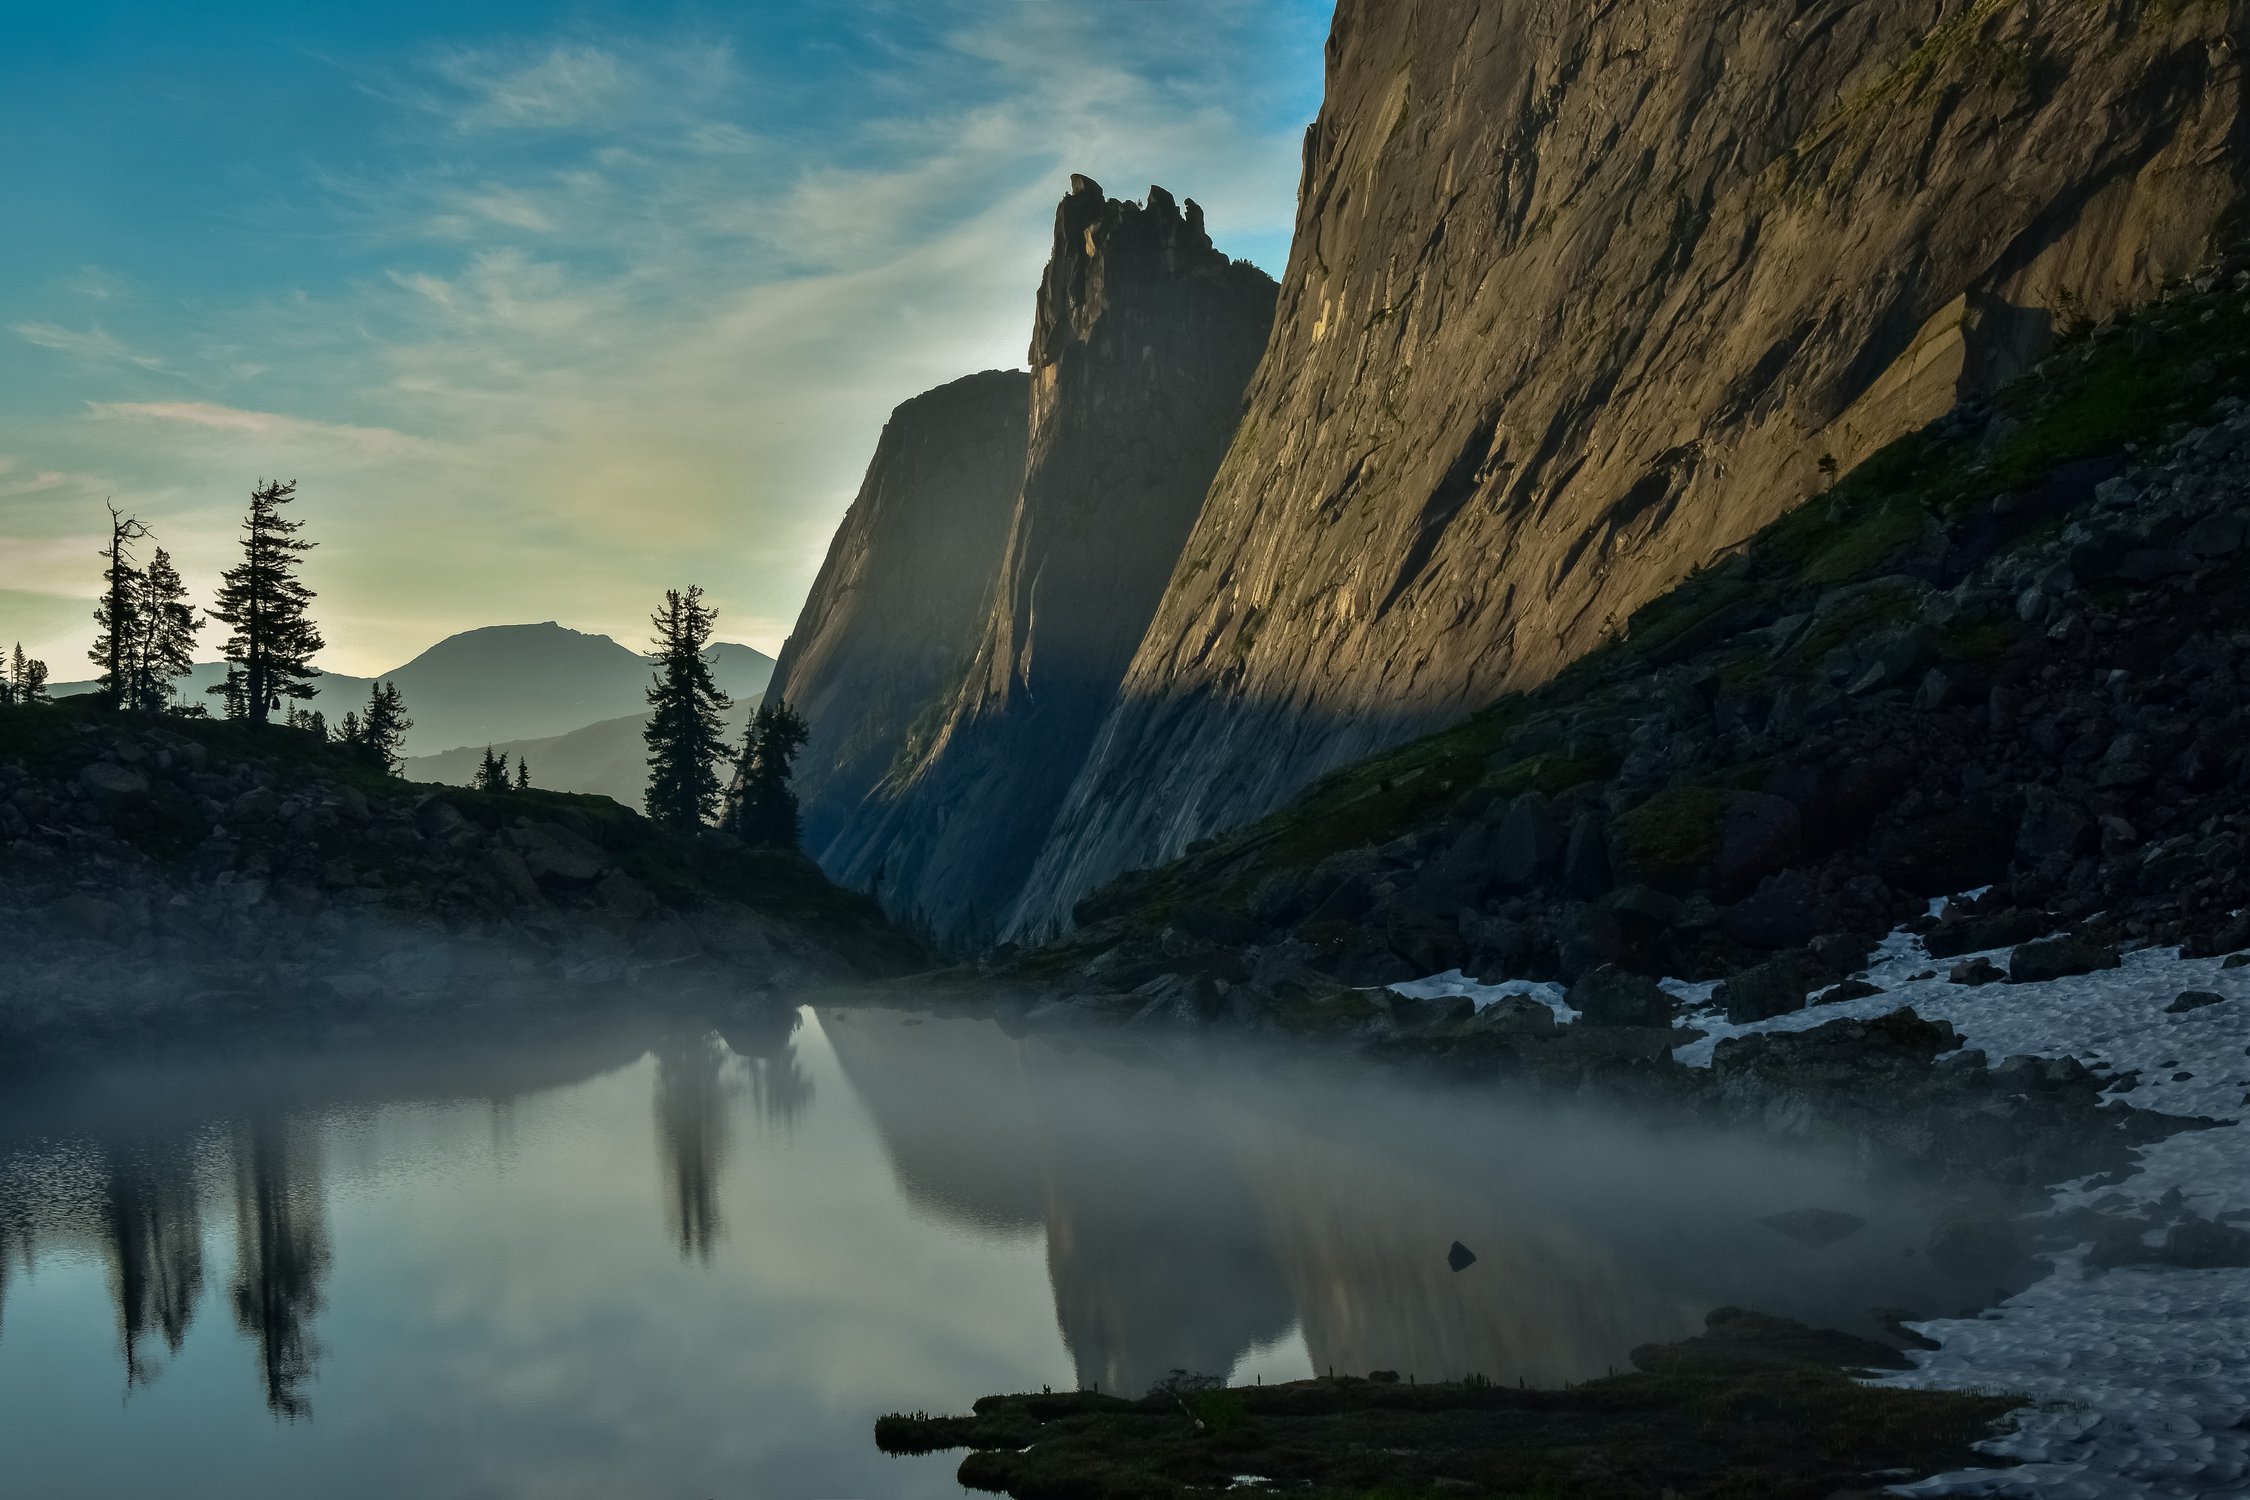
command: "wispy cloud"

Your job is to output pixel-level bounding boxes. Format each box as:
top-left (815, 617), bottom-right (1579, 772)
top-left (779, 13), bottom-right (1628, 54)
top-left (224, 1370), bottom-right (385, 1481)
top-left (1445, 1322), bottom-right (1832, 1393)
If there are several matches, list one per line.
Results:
top-left (12, 321), bottom-right (164, 370)
top-left (87, 402), bottom-right (443, 461)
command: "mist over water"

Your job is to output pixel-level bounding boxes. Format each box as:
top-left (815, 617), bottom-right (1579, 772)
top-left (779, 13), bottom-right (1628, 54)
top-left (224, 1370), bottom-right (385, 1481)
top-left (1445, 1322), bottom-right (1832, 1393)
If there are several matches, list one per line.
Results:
top-left (0, 1000), bottom-right (1985, 1497)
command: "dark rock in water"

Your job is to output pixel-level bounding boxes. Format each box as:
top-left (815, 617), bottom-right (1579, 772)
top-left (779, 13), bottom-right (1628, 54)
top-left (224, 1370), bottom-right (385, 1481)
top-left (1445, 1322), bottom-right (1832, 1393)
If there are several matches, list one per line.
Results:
top-left (1815, 979), bottom-right (1885, 1004)
top-left (2168, 990), bottom-right (2228, 1014)
top-left (1446, 1241), bottom-right (1477, 1273)
top-left (1949, 957), bottom-right (2005, 987)
top-left (1568, 964), bottom-right (1673, 1028)
top-left (2007, 935), bottom-right (2121, 983)
top-left (1758, 1208), bottom-right (1868, 1249)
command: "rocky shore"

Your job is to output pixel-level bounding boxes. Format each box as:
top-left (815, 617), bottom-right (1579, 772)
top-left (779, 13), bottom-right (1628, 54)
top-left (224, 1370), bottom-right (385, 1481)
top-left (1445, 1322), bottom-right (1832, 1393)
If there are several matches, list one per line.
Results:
top-left (0, 700), bottom-right (917, 1059)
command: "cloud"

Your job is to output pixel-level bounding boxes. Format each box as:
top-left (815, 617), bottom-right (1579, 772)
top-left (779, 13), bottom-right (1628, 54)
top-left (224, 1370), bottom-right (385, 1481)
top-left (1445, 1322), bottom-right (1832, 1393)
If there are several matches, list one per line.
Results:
top-left (86, 402), bottom-right (443, 461)
top-left (12, 321), bottom-right (164, 369)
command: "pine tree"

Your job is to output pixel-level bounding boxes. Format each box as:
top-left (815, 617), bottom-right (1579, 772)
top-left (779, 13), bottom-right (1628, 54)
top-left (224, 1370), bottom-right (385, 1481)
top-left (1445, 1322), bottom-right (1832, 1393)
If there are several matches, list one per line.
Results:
top-left (354, 682), bottom-right (411, 776)
top-left (18, 655), bottom-right (49, 704)
top-left (285, 707), bottom-right (328, 741)
top-left (131, 547), bottom-right (201, 713)
top-left (337, 710), bottom-right (363, 749)
top-left (513, 757), bottom-right (531, 792)
top-left (0, 642), bottom-right (17, 706)
top-left (473, 746), bottom-right (510, 793)
top-left (721, 700), bottom-right (810, 848)
top-left (90, 502), bottom-right (152, 710)
top-left (641, 586), bottom-right (732, 829)
top-left (207, 480), bottom-right (323, 724)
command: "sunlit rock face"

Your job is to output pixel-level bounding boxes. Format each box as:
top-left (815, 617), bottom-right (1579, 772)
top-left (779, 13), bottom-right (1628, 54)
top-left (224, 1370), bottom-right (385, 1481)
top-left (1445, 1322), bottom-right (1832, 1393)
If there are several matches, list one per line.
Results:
top-left (1008, 0), bottom-right (2248, 938)
top-left (765, 370), bottom-right (1031, 867)
top-left (822, 178), bottom-right (1278, 938)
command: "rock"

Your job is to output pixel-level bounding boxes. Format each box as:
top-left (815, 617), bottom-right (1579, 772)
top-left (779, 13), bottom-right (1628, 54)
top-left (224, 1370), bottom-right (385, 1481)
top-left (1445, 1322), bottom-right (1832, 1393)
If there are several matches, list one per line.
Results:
top-left (1605, 882), bottom-right (1685, 928)
top-left (1949, 957), bottom-right (2005, 987)
top-left (1758, 1207), bottom-right (1867, 1249)
top-left (1562, 808), bottom-right (1613, 897)
top-left (1875, 807), bottom-right (2013, 897)
top-left (596, 870), bottom-right (656, 919)
top-left (1815, 979), bottom-right (1885, 1003)
top-left (481, 848), bottom-right (543, 905)
top-left (2181, 512), bottom-right (2247, 558)
top-left (231, 786), bottom-right (282, 824)
top-left (2007, 935), bottom-right (2121, 983)
top-left (2167, 990), bottom-right (2228, 1013)
top-left (1446, 1241), bottom-right (1477, 1273)
top-left (1926, 908), bottom-right (2054, 959)
top-left (1722, 868), bottom-right (1827, 949)
top-left (1715, 950), bottom-right (1835, 1023)
top-left (79, 762), bottom-right (149, 797)
top-left (50, 893), bottom-right (119, 939)
top-left (2117, 548), bottom-right (2198, 583)
top-left (2015, 790), bottom-right (2095, 863)
top-left (1567, 964), bottom-right (1673, 1028)
top-left (1490, 792), bottom-right (1563, 889)
top-left (1716, 792), bottom-right (1801, 895)
top-left (1462, 993), bottom-right (1559, 1038)
top-left (509, 823), bottom-right (607, 886)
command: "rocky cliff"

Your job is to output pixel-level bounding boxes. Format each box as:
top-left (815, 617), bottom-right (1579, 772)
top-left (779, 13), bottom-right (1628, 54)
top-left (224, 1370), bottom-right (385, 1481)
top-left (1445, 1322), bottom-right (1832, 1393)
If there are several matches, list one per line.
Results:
top-left (765, 370), bottom-right (1031, 863)
top-left (1009, 0), bottom-right (2248, 938)
top-left (824, 178), bottom-right (1278, 939)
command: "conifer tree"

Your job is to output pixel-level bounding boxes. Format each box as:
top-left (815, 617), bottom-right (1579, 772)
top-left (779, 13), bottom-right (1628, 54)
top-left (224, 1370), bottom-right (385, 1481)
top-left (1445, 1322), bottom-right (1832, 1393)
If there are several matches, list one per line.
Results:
top-left (90, 503), bottom-right (151, 709)
top-left (473, 746), bottom-right (510, 793)
top-left (354, 682), bottom-right (411, 776)
top-left (337, 710), bottom-right (363, 748)
top-left (18, 654), bottom-right (49, 704)
top-left (130, 547), bottom-right (201, 713)
top-left (721, 700), bottom-right (810, 848)
top-left (513, 757), bottom-right (531, 792)
top-left (641, 586), bottom-right (731, 829)
top-left (207, 480), bottom-right (323, 724)
top-left (0, 642), bottom-right (17, 706)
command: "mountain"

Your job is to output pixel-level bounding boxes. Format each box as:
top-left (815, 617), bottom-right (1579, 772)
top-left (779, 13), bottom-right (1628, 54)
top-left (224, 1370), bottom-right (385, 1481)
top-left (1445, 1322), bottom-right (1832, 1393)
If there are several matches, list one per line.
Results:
top-left (1001, 0), bottom-right (2248, 938)
top-left (402, 698), bottom-right (759, 809)
top-left (806, 178), bottom-right (1278, 939)
top-left (55, 624), bottom-right (775, 758)
top-left (764, 370), bottom-right (1031, 864)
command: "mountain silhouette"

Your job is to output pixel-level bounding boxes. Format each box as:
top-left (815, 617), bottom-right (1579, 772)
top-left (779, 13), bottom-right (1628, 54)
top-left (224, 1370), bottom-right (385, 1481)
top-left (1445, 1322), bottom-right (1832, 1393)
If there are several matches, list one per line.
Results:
top-left (52, 622), bottom-right (774, 757)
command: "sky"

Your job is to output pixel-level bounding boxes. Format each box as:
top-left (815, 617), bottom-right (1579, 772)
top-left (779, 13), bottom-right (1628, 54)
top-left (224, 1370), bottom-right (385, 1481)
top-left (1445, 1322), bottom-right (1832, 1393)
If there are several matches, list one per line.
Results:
top-left (0, 0), bottom-right (1330, 676)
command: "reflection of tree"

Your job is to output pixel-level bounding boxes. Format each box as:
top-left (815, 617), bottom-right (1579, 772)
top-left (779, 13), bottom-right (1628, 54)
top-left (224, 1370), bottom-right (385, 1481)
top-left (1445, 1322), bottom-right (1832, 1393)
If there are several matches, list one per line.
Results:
top-left (654, 1033), bottom-right (734, 1262)
top-left (230, 1118), bottom-right (331, 1420)
top-left (720, 1006), bottom-right (813, 1131)
top-left (0, 1216), bottom-right (23, 1342)
top-left (99, 1140), bottom-right (207, 1389)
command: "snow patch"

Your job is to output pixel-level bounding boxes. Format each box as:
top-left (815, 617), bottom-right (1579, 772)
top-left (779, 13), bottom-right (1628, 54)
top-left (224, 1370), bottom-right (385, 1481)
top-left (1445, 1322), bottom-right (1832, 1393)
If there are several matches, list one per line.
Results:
top-left (1386, 970), bottom-right (1577, 1023)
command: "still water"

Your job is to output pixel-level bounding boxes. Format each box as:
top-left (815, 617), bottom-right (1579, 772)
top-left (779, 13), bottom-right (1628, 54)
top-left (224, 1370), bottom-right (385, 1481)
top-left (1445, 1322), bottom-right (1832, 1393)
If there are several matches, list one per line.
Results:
top-left (0, 1001), bottom-right (1980, 1497)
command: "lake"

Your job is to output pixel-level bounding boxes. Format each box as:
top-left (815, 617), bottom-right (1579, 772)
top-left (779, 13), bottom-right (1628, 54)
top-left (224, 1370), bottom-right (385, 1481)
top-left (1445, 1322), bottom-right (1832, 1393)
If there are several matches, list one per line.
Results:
top-left (0, 1000), bottom-right (1986, 1497)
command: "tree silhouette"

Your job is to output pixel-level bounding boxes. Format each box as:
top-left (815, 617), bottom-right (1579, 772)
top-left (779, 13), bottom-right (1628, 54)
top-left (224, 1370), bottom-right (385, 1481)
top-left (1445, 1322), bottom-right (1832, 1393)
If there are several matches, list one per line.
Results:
top-left (721, 700), bottom-right (810, 848)
top-left (207, 480), bottom-right (323, 725)
top-left (513, 756), bottom-right (531, 792)
top-left (131, 547), bottom-right (201, 712)
top-left (473, 745), bottom-right (510, 793)
top-left (229, 1117), bottom-right (331, 1420)
top-left (641, 586), bottom-right (731, 829)
top-left (350, 682), bottom-right (411, 776)
top-left (89, 503), bottom-right (152, 710)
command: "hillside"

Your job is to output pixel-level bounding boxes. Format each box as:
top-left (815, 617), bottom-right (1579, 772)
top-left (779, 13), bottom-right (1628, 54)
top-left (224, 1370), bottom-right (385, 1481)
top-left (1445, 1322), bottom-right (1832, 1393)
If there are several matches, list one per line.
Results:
top-left (53, 625), bottom-right (775, 758)
top-left (1015, 261), bottom-right (2250, 1022)
top-left (1006, 0), bottom-right (2248, 938)
top-left (0, 695), bottom-right (914, 1058)
top-left (402, 698), bottom-right (758, 808)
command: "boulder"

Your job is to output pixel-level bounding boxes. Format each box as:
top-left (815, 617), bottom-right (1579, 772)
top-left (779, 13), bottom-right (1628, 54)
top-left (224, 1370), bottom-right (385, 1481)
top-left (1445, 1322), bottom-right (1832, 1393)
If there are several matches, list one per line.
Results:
top-left (80, 762), bottom-right (149, 798)
top-left (1490, 792), bottom-right (1563, 889)
top-left (1715, 949), bottom-right (1835, 1023)
top-left (509, 823), bottom-right (607, 886)
top-left (1567, 964), bottom-right (1673, 1028)
top-left (2007, 935), bottom-right (2120, 983)
top-left (2166, 990), bottom-right (2227, 1014)
top-left (1717, 792), bottom-right (1802, 895)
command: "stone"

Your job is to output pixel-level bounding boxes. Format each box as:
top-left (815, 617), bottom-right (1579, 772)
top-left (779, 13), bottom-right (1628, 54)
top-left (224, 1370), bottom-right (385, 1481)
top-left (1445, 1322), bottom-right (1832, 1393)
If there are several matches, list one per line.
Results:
top-left (1949, 957), bottom-right (2005, 986)
top-left (1490, 792), bottom-right (1563, 889)
top-left (2007, 935), bottom-right (2121, 983)
top-left (509, 823), bottom-right (607, 885)
top-left (2016, 790), bottom-right (2095, 862)
top-left (1462, 993), bottom-right (1559, 1038)
top-left (1716, 950), bottom-right (1834, 1023)
top-left (1562, 808), bottom-right (1613, 897)
top-left (481, 848), bottom-right (543, 905)
top-left (2167, 990), bottom-right (2228, 1013)
top-left (1447, 1241), bottom-right (1477, 1273)
top-left (2118, 548), bottom-right (2198, 583)
top-left (1716, 792), bottom-right (1801, 895)
top-left (2181, 512), bottom-right (2247, 558)
top-left (1815, 978), bottom-right (1885, 1003)
top-left (1567, 964), bottom-right (1673, 1028)
top-left (1723, 868), bottom-right (1827, 950)
top-left (79, 762), bottom-right (148, 797)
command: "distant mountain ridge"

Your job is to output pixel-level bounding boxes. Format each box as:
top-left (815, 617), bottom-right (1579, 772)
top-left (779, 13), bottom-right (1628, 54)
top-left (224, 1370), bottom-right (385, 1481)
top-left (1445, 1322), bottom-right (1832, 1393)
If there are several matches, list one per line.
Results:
top-left (52, 621), bottom-right (774, 757)
top-left (402, 697), bottom-right (761, 809)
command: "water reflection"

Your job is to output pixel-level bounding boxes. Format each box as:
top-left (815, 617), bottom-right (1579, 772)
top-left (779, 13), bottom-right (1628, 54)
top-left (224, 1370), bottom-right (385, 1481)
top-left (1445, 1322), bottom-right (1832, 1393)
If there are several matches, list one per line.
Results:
top-left (98, 1135), bottom-right (206, 1388)
top-left (0, 998), bottom-right (2006, 1493)
top-left (229, 1116), bottom-right (331, 1418)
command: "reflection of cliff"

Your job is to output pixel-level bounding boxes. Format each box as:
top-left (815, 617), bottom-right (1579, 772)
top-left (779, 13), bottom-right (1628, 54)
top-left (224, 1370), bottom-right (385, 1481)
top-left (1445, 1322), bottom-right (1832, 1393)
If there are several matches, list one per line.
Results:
top-left (654, 1033), bottom-right (734, 1262)
top-left (231, 1117), bottom-right (331, 1419)
top-left (101, 1139), bottom-right (208, 1388)
top-left (822, 1008), bottom-right (1296, 1393)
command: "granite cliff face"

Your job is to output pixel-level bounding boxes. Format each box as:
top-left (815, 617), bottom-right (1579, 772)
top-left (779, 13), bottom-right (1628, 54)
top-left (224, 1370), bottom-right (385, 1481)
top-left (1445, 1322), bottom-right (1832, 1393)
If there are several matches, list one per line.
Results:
top-left (764, 370), bottom-right (1030, 864)
top-left (1009, 0), bottom-right (2248, 937)
top-left (824, 178), bottom-right (1278, 938)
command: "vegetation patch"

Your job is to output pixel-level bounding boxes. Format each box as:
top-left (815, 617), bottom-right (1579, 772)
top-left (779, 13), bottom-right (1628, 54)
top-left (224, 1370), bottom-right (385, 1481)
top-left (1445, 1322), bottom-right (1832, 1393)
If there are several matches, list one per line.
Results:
top-left (1612, 785), bottom-right (1732, 886)
top-left (878, 1309), bottom-right (2023, 1500)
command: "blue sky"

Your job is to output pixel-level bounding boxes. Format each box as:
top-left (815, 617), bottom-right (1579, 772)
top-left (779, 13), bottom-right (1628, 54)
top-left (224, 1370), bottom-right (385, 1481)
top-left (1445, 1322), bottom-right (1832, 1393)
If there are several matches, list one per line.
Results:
top-left (0, 0), bottom-right (1330, 674)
